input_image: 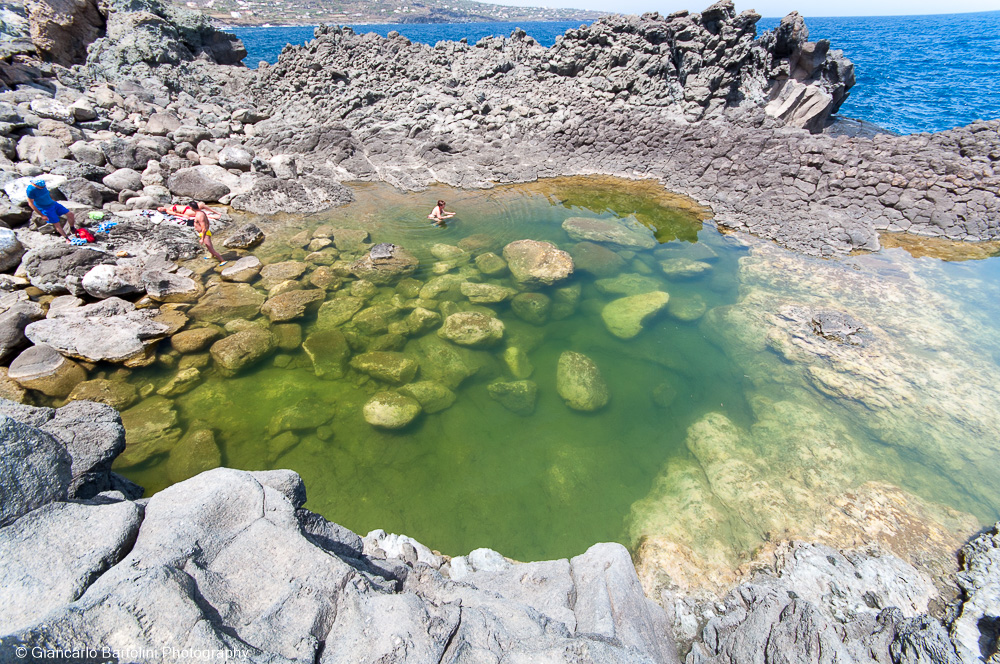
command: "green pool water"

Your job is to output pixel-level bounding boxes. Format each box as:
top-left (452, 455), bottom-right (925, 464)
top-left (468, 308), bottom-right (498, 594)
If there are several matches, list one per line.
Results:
top-left (113, 177), bottom-right (1000, 565)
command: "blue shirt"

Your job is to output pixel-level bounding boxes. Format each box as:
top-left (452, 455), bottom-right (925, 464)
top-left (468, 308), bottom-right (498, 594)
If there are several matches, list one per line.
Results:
top-left (26, 183), bottom-right (55, 208)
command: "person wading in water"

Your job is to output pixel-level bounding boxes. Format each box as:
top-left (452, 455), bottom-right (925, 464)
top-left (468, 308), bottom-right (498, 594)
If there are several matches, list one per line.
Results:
top-left (428, 200), bottom-right (456, 226)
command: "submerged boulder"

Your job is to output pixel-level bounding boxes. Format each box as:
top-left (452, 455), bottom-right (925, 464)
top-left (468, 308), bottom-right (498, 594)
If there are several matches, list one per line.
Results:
top-left (503, 240), bottom-right (574, 287)
top-left (363, 391), bottom-right (422, 429)
top-left (601, 291), bottom-right (670, 339)
top-left (562, 216), bottom-right (657, 249)
top-left (438, 312), bottom-right (505, 348)
top-left (7, 344), bottom-right (86, 398)
top-left (349, 245), bottom-right (419, 285)
top-left (556, 351), bottom-right (609, 412)
top-left (303, 329), bottom-right (351, 379)
top-left (222, 223), bottom-right (265, 250)
top-left (209, 327), bottom-right (276, 376)
top-left (349, 351), bottom-right (418, 385)
top-left (488, 380), bottom-right (538, 416)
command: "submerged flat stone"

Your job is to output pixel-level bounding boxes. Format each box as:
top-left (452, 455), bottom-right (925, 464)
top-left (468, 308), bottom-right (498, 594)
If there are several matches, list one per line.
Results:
top-left (562, 216), bottom-right (657, 249)
top-left (438, 312), bottom-right (505, 348)
top-left (660, 257), bottom-right (713, 279)
top-left (349, 351), bottom-right (418, 385)
top-left (363, 391), bottom-right (422, 429)
top-left (601, 291), bottom-right (670, 339)
top-left (503, 240), bottom-right (574, 287)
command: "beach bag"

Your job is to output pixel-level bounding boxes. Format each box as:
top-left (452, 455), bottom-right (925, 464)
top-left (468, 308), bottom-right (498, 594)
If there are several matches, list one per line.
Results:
top-left (76, 228), bottom-right (95, 243)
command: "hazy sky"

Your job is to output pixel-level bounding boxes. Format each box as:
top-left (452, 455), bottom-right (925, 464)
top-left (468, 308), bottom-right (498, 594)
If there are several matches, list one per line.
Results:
top-left (492, 0), bottom-right (998, 17)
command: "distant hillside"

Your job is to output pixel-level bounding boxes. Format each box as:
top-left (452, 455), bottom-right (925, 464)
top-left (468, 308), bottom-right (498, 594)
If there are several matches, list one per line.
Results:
top-left (172, 0), bottom-right (606, 27)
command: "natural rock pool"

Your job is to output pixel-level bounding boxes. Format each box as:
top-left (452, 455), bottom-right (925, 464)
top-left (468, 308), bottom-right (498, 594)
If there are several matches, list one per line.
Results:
top-left (108, 177), bottom-right (1000, 584)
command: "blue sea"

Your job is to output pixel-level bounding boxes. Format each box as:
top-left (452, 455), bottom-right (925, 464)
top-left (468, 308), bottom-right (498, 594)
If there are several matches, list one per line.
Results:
top-left (231, 10), bottom-right (1000, 135)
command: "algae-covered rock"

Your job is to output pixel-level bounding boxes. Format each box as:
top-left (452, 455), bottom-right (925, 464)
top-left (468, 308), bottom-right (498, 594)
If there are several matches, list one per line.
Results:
top-left (117, 396), bottom-right (182, 467)
top-left (402, 307), bottom-right (442, 336)
top-left (503, 347), bottom-right (534, 379)
top-left (259, 260), bottom-right (308, 289)
top-left (488, 380), bottom-right (538, 415)
top-left (188, 282), bottom-right (266, 323)
top-left (475, 252), bottom-right (508, 277)
top-left (601, 291), bottom-right (670, 339)
top-left (556, 351), bottom-right (609, 411)
top-left (272, 323), bottom-right (303, 350)
top-left (511, 293), bottom-right (551, 326)
top-left (399, 381), bottom-right (457, 414)
top-left (570, 241), bottom-right (627, 277)
top-left (268, 398), bottom-right (333, 435)
top-left (156, 367), bottom-right (202, 397)
top-left (408, 334), bottom-right (488, 389)
top-left (460, 282), bottom-right (516, 304)
top-left (303, 328), bottom-right (350, 378)
top-left (330, 228), bottom-right (370, 253)
top-left (667, 294), bottom-right (708, 321)
top-left (165, 426), bottom-right (221, 484)
top-left (363, 391), bottom-right (422, 429)
top-left (562, 216), bottom-right (657, 249)
top-left (209, 327), bottom-right (276, 376)
top-left (66, 378), bottom-right (137, 410)
top-left (551, 283), bottom-right (582, 320)
top-left (438, 312), bottom-right (505, 348)
top-left (503, 240), bottom-right (574, 287)
top-left (170, 326), bottom-right (221, 354)
top-left (349, 246), bottom-right (419, 285)
top-left (352, 304), bottom-right (400, 336)
top-left (261, 289), bottom-right (325, 322)
top-left (660, 257), bottom-right (713, 279)
top-left (595, 273), bottom-right (665, 296)
top-left (419, 273), bottom-right (465, 300)
top-left (349, 351), bottom-right (418, 385)
top-left (316, 295), bottom-right (365, 328)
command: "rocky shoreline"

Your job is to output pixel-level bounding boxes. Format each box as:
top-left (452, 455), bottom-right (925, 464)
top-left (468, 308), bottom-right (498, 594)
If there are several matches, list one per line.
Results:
top-left (0, 0), bottom-right (998, 661)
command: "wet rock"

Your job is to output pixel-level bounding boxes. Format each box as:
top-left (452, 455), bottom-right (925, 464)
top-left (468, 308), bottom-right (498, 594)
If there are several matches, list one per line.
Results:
top-left (303, 328), bottom-right (350, 378)
top-left (595, 273), bottom-right (666, 295)
top-left (349, 351), bottom-right (418, 385)
top-left (271, 323), bottom-right (302, 350)
top-left (551, 283), bottom-right (582, 320)
top-left (570, 241), bottom-right (627, 277)
top-left (156, 367), bottom-right (202, 397)
top-left (601, 291), bottom-right (670, 339)
top-left (351, 304), bottom-right (397, 335)
top-left (668, 294), bottom-right (708, 321)
top-left (438, 312), bottom-right (505, 348)
top-left (268, 399), bottom-right (333, 435)
top-left (0, 368), bottom-right (30, 403)
top-left (398, 380), bottom-right (456, 414)
top-left (165, 426), bottom-right (220, 483)
top-left (503, 347), bottom-right (534, 379)
top-left (460, 281), bottom-right (516, 304)
top-left (222, 223), bottom-right (265, 250)
top-left (660, 257), bottom-right (713, 279)
top-left (261, 289), bottom-right (324, 322)
top-left (259, 260), bottom-right (308, 289)
top-left (511, 292), bottom-right (552, 326)
top-left (209, 327), bottom-right (276, 376)
top-left (22, 245), bottom-right (114, 296)
top-left (117, 396), bottom-right (181, 467)
top-left (187, 282), bottom-right (266, 323)
top-left (475, 251), bottom-right (508, 276)
top-left (349, 246), bottom-right (419, 285)
top-left (25, 298), bottom-right (171, 363)
top-left (66, 378), bottom-right (138, 410)
top-left (408, 334), bottom-right (484, 389)
top-left (7, 344), bottom-right (86, 397)
top-left (168, 326), bottom-right (220, 354)
top-left (229, 175), bottom-right (353, 214)
top-left (316, 295), bottom-right (365, 328)
top-left (363, 391), bottom-right (422, 429)
top-left (563, 216), bottom-right (657, 249)
top-left (488, 380), bottom-right (538, 415)
top-left (397, 307), bottom-right (441, 337)
top-left (556, 351), bottom-right (609, 412)
top-left (503, 239), bottom-right (574, 287)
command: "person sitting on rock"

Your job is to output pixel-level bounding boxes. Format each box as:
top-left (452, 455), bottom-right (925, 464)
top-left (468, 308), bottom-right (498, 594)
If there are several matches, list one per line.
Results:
top-left (25, 180), bottom-right (77, 243)
top-left (193, 206), bottom-right (226, 265)
top-left (428, 199), bottom-right (455, 226)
